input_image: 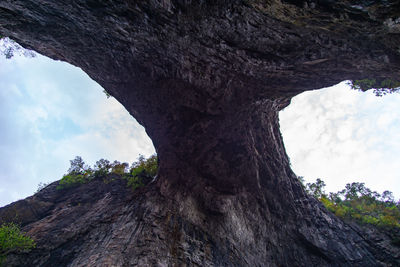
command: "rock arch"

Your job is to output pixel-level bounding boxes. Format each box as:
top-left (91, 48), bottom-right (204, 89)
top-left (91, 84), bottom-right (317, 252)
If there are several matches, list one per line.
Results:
top-left (1, 0), bottom-right (399, 265)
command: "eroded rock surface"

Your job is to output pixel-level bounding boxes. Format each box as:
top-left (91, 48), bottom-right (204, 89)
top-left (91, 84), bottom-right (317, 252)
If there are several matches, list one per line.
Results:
top-left (1, 0), bottom-right (400, 266)
top-left (1, 177), bottom-right (399, 266)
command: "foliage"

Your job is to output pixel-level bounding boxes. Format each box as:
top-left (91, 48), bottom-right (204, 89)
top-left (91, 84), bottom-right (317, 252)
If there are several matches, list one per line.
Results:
top-left (56, 173), bottom-right (91, 190)
top-left (349, 78), bottom-right (400, 96)
top-left (126, 176), bottom-right (144, 191)
top-left (129, 155), bottom-right (158, 178)
top-left (35, 182), bottom-right (49, 193)
top-left (303, 178), bottom-right (400, 229)
top-left (0, 223), bottom-right (35, 265)
top-left (111, 161), bottom-right (129, 176)
top-left (102, 89), bottom-right (112, 98)
top-left (93, 159), bottom-right (112, 178)
top-left (57, 156), bottom-right (93, 189)
top-left (305, 178), bottom-right (326, 199)
top-left (126, 155), bottom-right (158, 191)
top-left (56, 155), bottom-right (158, 191)
top-left (68, 156), bottom-right (89, 175)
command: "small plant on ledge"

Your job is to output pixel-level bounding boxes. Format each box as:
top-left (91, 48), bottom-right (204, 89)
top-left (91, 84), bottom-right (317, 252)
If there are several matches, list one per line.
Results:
top-left (0, 222), bottom-right (35, 266)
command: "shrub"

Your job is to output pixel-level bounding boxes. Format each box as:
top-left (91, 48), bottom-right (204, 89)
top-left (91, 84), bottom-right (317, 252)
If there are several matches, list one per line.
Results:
top-left (111, 161), bottom-right (128, 175)
top-left (56, 173), bottom-right (90, 190)
top-left (302, 178), bottom-right (400, 229)
top-left (130, 154), bottom-right (157, 177)
top-left (126, 154), bottom-right (158, 191)
top-left (126, 176), bottom-right (144, 191)
top-left (56, 155), bottom-right (158, 191)
top-left (349, 78), bottom-right (400, 96)
top-left (0, 223), bottom-right (35, 265)
top-left (57, 156), bottom-right (93, 190)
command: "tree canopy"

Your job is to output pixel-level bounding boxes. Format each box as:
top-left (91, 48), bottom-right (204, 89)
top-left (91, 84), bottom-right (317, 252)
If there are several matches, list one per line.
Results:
top-left (56, 155), bottom-right (158, 190)
top-left (302, 177), bottom-right (400, 230)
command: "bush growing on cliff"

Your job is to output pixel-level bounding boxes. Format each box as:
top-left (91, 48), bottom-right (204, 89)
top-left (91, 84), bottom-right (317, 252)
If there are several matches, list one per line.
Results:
top-left (93, 159), bottom-right (112, 178)
top-left (111, 161), bottom-right (129, 176)
top-left (349, 79), bottom-right (400, 96)
top-left (302, 178), bottom-right (400, 229)
top-left (57, 173), bottom-right (90, 189)
top-left (126, 154), bottom-right (158, 191)
top-left (0, 222), bottom-right (35, 265)
top-left (56, 155), bottom-right (158, 191)
top-left (129, 155), bottom-right (158, 178)
top-left (57, 156), bottom-right (93, 189)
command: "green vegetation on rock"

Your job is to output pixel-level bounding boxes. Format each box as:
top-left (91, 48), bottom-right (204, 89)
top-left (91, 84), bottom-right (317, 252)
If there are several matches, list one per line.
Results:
top-left (0, 223), bottom-right (35, 265)
top-left (56, 155), bottom-right (158, 191)
top-left (350, 78), bottom-right (400, 96)
top-left (126, 155), bottom-right (157, 190)
top-left (56, 156), bottom-right (92, 189)
top-left (302, 177), bottom-right (400, 229)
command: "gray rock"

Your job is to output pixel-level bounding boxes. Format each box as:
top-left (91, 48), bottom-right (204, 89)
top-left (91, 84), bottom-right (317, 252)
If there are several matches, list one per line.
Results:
top-left (0, 0), bottom-right (400, 266)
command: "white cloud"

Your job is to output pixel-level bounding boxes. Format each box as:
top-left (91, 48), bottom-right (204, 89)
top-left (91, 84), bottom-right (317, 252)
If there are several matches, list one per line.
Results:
top-left (280, 81), bottom-right (400, 198)
top-left (2, 50), bottom-right (399, 207)
top-left (0, 53), bottom-right (155, 207)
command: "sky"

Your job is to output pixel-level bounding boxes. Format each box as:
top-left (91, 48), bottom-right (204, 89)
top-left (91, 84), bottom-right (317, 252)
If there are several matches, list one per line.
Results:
top-left (0, 52), bottom-right (155, 207)
top-left (280, 82), bottom-right (400, 197)
top-left (0, 49), bottom-right (399, 207)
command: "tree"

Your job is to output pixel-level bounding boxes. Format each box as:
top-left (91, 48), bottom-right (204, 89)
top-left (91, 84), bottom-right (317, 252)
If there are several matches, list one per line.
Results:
top-left (93, 159), bottom-right (111, 177)
top-left (381, 190), bottom-right (395, 205)
top-left (67, 156), bottom-right (88, 175)
top-left (305, 178), bottom-right (326, 199)
top-left (312, 179), bottom-right (400, 230)
top-left (111, 161), bottom-right (129, 175)
top-left (343, 182), bottom-right (369, 201)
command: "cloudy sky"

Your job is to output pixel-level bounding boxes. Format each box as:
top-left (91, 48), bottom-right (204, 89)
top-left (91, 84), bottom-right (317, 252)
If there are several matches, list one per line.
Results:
top-left (0, 52), bottom-right (155, 207)
top-left (0, 50), bottom-right (399, 207)
top-left (280, 82), bottom-right (400, 197)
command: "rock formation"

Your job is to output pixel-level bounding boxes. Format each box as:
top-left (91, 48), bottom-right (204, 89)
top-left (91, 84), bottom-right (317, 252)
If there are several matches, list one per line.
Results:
top-left (1, 0), bottom-right (400, 266)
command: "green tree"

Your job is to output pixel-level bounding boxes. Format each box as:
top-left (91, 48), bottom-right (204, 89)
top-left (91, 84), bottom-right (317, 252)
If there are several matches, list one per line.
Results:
top-left (304, 178), bottom-right (400, 229)
top-left (126, 154), bottom-right (158, 190)
top-left (305, 178), bottom-right (326, 199)
top-left (93, 159), bottom-right (112, 177)
top-left (342, 182), bottom-right (370, 201)
top-left (57, 156), bottom-right (92, 189)
top-left (381, 190), bottom-right (395, 205)
top-left (67, 156), bottom-right (89, 174)
top-left (111, 161), bottom-right (129, 175)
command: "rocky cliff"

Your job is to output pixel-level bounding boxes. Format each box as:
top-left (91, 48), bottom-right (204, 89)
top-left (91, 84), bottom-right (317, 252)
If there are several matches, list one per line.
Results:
top-left (1, 0), bottom-right (400, 266)
top-left (1, 176), bottom-right (399, 266)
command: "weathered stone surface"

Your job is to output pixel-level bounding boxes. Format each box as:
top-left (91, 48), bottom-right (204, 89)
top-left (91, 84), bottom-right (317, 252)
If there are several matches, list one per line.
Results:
top-left (1, 0), bottom-right (400, 266)
top-left (1, 176), bottom-right (399, 266)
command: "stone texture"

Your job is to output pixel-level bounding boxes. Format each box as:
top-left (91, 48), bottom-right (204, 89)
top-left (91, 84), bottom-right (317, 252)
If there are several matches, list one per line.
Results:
top-left (1, 176), bottom-right (399, 266)
top-left (0, 0), bottom-right (400, 266)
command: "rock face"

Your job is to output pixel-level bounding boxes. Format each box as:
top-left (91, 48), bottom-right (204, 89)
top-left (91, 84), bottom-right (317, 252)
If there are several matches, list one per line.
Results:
top-left (1, 176), bottom-right (399, 266)
top-left (1, 0), bottom-right (400, 266)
